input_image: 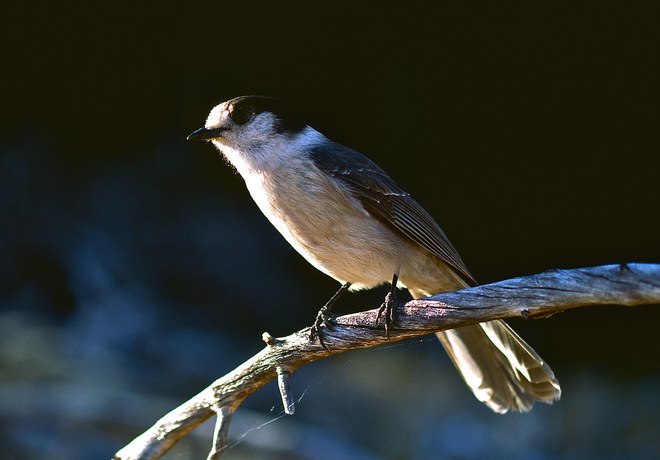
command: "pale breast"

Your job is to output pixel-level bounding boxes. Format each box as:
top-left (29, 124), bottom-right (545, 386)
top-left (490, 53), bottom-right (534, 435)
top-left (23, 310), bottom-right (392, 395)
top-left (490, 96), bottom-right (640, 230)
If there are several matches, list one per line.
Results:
top-left (243, 159), bottom-right (409, 289)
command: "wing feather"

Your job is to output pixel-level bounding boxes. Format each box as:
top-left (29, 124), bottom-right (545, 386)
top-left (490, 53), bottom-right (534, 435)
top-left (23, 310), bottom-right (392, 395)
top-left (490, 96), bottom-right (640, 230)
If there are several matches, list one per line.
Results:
top-left (310, 141), bottom-right (476, 285)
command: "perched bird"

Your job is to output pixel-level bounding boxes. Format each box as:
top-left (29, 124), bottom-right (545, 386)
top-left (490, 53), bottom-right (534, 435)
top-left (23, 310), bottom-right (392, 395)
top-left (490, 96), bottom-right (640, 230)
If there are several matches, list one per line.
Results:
top-left (188, 95), bottom-right (561, 413)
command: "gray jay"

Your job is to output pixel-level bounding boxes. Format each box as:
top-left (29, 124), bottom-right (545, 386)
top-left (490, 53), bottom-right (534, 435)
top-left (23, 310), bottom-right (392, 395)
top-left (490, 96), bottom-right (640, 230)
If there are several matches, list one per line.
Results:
top-left (187, 95), bottom-right (560, 413)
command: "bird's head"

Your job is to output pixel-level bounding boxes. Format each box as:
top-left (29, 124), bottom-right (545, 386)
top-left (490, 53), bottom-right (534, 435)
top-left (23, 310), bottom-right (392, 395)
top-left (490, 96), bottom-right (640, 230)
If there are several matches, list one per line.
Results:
top-left (187, 96), bottom-right (308, 151)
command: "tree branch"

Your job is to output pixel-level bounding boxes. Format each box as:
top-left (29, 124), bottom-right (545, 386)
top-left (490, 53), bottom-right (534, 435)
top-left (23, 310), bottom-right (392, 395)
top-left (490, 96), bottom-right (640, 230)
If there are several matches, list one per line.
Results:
top-left (113, 263), bottom-right (660, 460)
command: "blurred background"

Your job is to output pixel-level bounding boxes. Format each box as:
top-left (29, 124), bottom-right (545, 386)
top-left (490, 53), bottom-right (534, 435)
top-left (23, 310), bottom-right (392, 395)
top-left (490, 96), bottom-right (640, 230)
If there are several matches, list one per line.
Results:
top-left (2, 1), bottom-right (659, 459)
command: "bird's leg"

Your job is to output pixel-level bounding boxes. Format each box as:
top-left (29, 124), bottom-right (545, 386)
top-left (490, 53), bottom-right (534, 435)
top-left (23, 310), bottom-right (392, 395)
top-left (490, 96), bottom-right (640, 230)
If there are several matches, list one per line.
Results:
top-left (377, 273), bottom-right (399, 339)
top-left (310, 282), bottom-right (351, 349)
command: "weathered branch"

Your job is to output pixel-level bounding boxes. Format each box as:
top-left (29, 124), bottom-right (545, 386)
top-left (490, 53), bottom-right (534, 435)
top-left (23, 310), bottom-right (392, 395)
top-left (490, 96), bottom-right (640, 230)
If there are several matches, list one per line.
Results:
top-left (113, 263), bottom-right (660, 460)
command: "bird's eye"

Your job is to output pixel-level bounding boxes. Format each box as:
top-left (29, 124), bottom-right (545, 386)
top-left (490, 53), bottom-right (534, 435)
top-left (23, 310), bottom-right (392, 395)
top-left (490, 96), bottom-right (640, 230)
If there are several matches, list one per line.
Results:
top-left (230, 107), bottom-right (252, 126)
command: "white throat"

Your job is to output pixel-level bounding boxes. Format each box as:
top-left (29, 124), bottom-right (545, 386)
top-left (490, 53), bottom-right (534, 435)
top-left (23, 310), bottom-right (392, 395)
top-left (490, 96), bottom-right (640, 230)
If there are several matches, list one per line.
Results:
top-left (212, 126), bottom-right (325, 178)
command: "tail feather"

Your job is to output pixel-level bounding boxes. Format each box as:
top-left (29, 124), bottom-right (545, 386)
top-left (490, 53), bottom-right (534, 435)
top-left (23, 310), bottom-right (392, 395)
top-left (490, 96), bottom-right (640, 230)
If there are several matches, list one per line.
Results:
top-left (479, 320), bottom-right (560, 398)
top-left (436, 321), bottom-right (560, 413)
top-left (410, 287), bottom-right (560, 413)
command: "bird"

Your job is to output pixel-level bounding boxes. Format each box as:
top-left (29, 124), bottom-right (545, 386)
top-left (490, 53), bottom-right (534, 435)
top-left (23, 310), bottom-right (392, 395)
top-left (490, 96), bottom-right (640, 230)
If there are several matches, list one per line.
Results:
top-left (187, 95), bottom-right (561, 413)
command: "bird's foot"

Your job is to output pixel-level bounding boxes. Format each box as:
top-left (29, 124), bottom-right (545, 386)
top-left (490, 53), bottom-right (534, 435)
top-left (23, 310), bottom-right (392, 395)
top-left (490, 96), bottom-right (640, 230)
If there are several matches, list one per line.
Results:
top-left (376, 290), bottom-right (397, 339)
top-left (309, 282), bottom-right (351, 350)
top-left (310, 306), bottom-right (336, 350)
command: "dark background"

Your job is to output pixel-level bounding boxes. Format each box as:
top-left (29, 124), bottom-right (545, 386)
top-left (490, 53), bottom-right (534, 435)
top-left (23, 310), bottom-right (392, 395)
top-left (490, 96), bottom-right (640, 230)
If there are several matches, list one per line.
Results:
top-left (2, 1), bottom-right (659, 459)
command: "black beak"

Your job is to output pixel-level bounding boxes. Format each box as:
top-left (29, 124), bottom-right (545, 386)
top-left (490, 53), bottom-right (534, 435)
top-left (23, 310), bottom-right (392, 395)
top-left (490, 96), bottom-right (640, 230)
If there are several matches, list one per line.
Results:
top-left (186, 127), bottom-right (227, 141)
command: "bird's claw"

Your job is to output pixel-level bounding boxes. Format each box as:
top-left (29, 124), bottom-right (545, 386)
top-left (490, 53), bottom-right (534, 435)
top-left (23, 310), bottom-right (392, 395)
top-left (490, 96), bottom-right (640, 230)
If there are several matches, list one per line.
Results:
top-left (310, 306), bottom-right (336, 350)
top-left (376, 291), bottom-right (397, 339)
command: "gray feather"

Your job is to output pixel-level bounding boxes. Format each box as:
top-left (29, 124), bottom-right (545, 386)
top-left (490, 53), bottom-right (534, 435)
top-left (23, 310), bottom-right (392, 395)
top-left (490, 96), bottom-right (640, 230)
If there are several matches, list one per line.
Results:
top-left (310, 141), bottom-right (477, 285)
top-left (436, 321), bottom-right (561, 413)
top-left (311, 140), bottom-right (561, 413)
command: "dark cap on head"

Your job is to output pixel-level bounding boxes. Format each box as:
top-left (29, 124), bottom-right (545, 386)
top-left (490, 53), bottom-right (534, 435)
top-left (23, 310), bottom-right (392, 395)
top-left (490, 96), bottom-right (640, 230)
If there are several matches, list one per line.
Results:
top-left (226, 96), bottom-right (308, 134)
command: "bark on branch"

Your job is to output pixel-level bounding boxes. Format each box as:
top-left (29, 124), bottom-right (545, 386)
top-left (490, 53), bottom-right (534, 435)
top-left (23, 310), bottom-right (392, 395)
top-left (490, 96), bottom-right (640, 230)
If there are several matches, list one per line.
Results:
top-left (113, 263), bottom-right (660, 460)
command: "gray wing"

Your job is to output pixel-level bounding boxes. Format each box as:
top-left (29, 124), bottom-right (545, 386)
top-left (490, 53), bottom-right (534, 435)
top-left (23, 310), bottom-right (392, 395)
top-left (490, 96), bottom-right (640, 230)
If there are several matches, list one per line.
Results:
top-left (310, 141), bottom-right (477, 285)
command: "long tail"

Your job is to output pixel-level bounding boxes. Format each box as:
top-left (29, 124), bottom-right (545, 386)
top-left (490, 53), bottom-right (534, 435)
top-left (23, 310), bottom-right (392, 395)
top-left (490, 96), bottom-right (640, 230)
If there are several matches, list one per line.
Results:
top-left (410, 288), bottom-right (561, 414)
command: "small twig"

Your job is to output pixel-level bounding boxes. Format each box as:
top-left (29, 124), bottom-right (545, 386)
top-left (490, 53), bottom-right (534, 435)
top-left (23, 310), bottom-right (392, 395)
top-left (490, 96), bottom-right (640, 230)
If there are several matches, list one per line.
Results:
top-left (265, 332), bottom-right (296, 414)
top-left (276, 367), bottom-right (295, 415)
top-left (113, 263), bottom-right (660, 460)
top-left (262, 332), bottom-right (277, 345)
top-left (207, 405), bottom-right (235, 460)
